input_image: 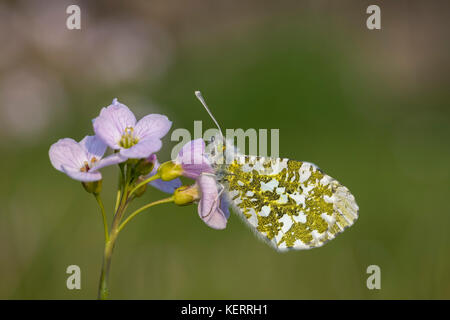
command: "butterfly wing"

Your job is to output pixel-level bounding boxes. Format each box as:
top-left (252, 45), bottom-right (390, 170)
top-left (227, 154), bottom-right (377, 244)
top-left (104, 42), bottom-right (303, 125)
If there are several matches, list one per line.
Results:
top-left (222, 155), bottom-right (358, 251)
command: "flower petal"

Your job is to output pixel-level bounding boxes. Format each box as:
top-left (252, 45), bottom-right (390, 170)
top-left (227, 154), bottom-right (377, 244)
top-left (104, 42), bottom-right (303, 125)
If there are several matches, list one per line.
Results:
top-left (197, 174), bottom-right (218, 217)
top-left (134, 114), bottom-right (172, 141)
top-left (202, 206), bottom-right (228, 230)
top-left (93, 99), bottom-right (136, 149)
top-left (149, 178), bottom-right (182, 194)
top-left (49, 138), bottom-right (87, 172)
top-left (62, 165), bottom-right (102, 182)
top-left (91, 153), bottom-right (127, 171)
top-left (220, 195), bottom-right (231, 219)
top-left (177, 139), bottom-right (213, 179)
top-left (179, 138), bottom-right (205, 159)
top-left (197, 174), bottom-right (228, 229)
top-left (119, 138), bottom-right (162, 159)
top-left (79, 135), bottom-right (107, 161)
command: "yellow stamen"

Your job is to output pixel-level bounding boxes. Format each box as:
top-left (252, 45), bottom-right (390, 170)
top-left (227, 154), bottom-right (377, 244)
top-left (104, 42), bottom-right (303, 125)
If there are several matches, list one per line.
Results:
top-left (119, 127), bottom-right (139, 148)
top-left (80, 161), bottom-right (90, 172)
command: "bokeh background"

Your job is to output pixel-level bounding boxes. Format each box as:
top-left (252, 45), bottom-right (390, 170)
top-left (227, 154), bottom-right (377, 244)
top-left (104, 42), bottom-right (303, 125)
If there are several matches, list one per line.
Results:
top-left (0, 0), bottom-right (449, 299)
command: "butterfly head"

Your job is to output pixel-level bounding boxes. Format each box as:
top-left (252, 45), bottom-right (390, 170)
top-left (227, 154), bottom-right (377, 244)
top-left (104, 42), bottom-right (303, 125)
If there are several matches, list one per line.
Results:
top-left (205, 133), bottom-right (226, 168)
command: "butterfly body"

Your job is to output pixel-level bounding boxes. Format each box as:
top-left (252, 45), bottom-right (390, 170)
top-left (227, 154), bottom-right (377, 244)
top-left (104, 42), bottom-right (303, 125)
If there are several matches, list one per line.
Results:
top-left (194, 91), bottom-right (358, 252)
top-left (206, 137), bottom-right (359, 251)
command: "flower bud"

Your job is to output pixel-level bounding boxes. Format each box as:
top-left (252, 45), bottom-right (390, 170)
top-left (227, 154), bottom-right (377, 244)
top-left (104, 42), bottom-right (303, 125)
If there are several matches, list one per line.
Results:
top-left (134, 158), bottom-right (155, 177)
top-left (133, 177), bottom-right (148, 197)
top-left (173, 185), bottom-right (200, 206)
top-left (82, 180), bottom-right (102, 194)
top-left (158, 161), bottom-right (183, 181)
top-left (126, 158), bottom-right (139, 166)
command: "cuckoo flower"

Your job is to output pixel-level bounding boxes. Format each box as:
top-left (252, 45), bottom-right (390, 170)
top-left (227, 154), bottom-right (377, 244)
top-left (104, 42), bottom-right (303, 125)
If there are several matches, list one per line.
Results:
top-left (49, 135), bottom-right (124, 182)
top-left (158, 139), bottom-right (214, 181)
top-left (167, 139), bottom-right (229, 229)
top-left (176, 138), bottom-right (214, 178)
top-left (93, 99), bottom-right (171, 159)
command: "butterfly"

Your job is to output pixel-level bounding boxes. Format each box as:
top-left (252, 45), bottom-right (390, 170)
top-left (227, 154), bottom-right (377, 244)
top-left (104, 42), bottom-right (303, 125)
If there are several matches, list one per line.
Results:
top-left (195, 91), bottom-right (359, 251)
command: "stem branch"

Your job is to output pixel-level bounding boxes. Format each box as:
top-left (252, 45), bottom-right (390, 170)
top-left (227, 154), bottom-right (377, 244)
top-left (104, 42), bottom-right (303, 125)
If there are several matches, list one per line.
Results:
top-left (97, 164), bottom-right (172, 300)
top-left (97, 229), bottom-right (118, 300)
top-left (118, 197), bottom-right (174, 234)
top-left (94, 194), bottom-right (109, 243)
top-left (128, 173), bottom-right (161, 198)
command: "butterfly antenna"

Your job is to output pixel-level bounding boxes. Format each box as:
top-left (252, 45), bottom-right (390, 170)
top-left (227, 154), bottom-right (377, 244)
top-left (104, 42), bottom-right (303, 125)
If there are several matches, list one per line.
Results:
top-left (195, 91), bottom-right (224, 140)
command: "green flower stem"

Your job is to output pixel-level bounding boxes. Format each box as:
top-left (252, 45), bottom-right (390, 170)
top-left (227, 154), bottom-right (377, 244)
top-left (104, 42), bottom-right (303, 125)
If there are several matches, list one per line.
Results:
top-left (114, 189), bottom-right (121, 213)
top-left (98, 198), bottom-right (128, 299)
top-left (128, 173), bottom-right (161, 198)
top-left (97, 164), bottom-right (171, 300)
top-left (97, 196), bottom-right (173, 300)
top-left (97, 228), bottom-right (117, 300)
top-left (98, 165), bottom-right (130, 300)
top-left (94, 193), bottom-right (109, 243)
top-left (118, 196), bottom-right (174, 234)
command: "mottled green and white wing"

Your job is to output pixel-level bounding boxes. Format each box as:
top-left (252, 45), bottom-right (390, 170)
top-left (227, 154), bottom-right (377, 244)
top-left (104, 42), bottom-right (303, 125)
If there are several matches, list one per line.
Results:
top-left (222, 155), bottom-right (358, 251)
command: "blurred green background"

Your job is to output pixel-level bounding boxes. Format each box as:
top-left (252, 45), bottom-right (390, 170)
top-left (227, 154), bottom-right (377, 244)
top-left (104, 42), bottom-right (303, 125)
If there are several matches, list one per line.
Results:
top-left (0, 0), bottom-right (449, 299)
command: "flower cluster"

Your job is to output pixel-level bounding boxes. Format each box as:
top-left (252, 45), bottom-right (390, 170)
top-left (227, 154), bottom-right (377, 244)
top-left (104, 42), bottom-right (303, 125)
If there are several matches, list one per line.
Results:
top-left (159, 138), bottom-right (230, 230)
top-left (49, 98), bottom-right (230, 299)
top-left (50, 99), bottom-right (174, 188)
top-left (49, 98), bottom-right (229, 231)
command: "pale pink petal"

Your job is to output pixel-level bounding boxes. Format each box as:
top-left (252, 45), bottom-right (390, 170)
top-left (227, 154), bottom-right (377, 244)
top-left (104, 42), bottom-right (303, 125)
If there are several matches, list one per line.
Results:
top-left (197, 174), bottom-right (228, 230)
top-left (197, 175), bottom-right (218, 217)
top-left (220, 195), bottom-right (230, 219)
top-left (146, 154), bottom-right (160, 177)
top-left (79, 135), bottom-right (107, 160)
top-left (91, 153), bottom-right (127, 171)
top-left (134, 114), bottom-right (172, 140)
top-left (119, 138), bottom-right (162, 159)
top-left (49, 138), bottom-right (87, 172)
top-left (179, 138), bottom-right (205, 160)
top-left (93, 99), bottom-right (136, 149)
top-left (147, 154), bottom-right (159, 173)
top-left (202, 206), bottom-right (227, 230)
top-left (149, 178), bottom-right (182, 194)
top-left (62, 165), bottom-right (102, 182)
top-left (177, 139), bottom-right (213, 179)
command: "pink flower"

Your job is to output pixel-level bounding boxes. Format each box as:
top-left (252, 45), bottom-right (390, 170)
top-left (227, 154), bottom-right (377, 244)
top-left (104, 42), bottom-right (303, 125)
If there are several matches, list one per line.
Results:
top-left (176, 139), bottom-right (229, 229)
top-left (93, 98), bottom-right (171, 159)
top-left (176, 138), bottom-right (214, 178)
top-left (160, 138), bottom-right (230, 229)
top-left (49, 135), bottom-right (124, 182)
